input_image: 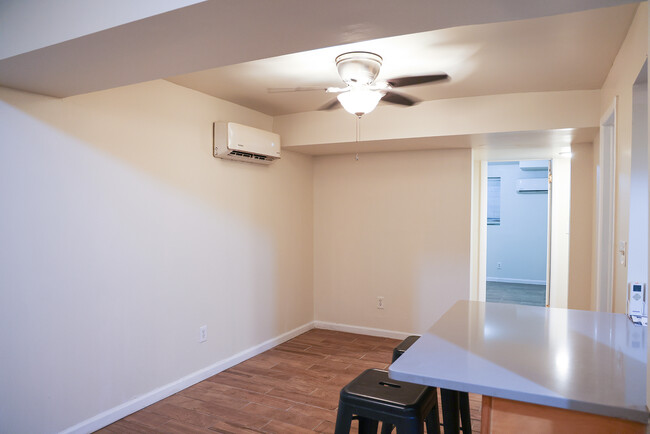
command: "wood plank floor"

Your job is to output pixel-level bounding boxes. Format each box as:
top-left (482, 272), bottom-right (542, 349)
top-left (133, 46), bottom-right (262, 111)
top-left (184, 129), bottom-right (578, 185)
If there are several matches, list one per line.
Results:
top-left (97, 329), bottom-right (481, 433)
top-left (486, 281), bottom-right (546, 307)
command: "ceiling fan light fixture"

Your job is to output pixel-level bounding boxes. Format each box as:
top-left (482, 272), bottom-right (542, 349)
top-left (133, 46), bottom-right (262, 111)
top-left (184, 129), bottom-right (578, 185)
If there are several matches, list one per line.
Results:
top-left (335, 52), bottom-right (383, 86)
top-left (337, 88), bottom-right (383, 117)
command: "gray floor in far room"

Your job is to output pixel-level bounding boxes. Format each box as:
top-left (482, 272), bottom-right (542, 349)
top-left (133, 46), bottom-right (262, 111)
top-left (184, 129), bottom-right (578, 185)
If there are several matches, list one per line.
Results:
top-left (486, 281), bottom-right (546, 307)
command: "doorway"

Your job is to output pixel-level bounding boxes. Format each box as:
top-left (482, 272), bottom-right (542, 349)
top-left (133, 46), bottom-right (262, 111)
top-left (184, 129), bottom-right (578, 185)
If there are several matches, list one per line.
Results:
top-left (485, 160), bottom-right (550, 306)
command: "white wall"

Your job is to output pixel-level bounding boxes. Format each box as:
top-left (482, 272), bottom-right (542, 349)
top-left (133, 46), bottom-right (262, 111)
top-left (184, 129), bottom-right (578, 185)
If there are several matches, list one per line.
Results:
top-left (486, 161), bottom-right (548, 284)
top-left (313, 149), bottom-right (472, 334)
top-left (0, 80), bottom-right (314, 433)
top-left (628, 79), bottom-right (648, 286)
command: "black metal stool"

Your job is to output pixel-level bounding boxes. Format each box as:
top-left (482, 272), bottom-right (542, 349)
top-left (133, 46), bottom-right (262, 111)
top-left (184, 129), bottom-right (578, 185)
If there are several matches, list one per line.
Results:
top-left (392, 335), bottom-right (472, 434)
top-left (334, 369), bottom-right (440, 434)
top-left (392, 336), bottom-right (421, 363)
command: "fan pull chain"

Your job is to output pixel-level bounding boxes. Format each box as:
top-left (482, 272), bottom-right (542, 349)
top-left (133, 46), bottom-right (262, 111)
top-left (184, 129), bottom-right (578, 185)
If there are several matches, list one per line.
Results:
top-left (356, 116), bottom-right (360, 142)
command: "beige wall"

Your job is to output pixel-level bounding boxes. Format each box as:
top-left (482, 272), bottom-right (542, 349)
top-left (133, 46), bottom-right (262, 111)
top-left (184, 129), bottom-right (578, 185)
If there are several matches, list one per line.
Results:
top-left (313, 149), bottom-right (472, 333)
top-left (0, 80), bottom-right (313, 433)
top-left (599, 2), bottom-right (648, 314)
top-left (568, 142), bottom-right (595, 310)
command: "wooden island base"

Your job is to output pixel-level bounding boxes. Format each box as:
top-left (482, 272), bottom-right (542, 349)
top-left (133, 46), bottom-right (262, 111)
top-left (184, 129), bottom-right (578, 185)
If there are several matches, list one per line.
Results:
top-left (481, 396), bottom-right (646, 434)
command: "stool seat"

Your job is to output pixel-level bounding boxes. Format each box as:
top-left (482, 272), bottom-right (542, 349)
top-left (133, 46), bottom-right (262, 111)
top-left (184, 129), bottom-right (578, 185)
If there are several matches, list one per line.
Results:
top-left (342, 368), bottom-right (435, 412)
top-left (392, 335), bottom-right (420, 362)
top-left (335, 369), bottom-right (440, 434)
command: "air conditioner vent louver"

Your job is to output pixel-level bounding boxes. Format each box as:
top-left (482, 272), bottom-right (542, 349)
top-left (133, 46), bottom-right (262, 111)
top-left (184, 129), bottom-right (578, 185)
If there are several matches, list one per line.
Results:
top-left (213, 122), bottom-right (281, 165)
top-left (228, 150), bottom-right (271, 161)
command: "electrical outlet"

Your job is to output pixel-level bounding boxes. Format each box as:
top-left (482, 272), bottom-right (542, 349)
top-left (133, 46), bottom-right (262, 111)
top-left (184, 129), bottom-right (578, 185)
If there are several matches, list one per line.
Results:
top-left (377, 296), bottom-right (384, 309)
top-left (497, 262), bottom-right (502, 270)
top-left (199, 325), bottom-right (207, 343)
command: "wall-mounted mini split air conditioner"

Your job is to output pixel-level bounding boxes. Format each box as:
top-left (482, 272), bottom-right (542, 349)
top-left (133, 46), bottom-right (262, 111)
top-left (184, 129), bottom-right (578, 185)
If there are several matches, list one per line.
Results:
top-left (516, 178), bottom-right (548, 193)
top-left (213, 122), bottom-right (281, 164)
top-left (519, 160), bottom-right (549, 171)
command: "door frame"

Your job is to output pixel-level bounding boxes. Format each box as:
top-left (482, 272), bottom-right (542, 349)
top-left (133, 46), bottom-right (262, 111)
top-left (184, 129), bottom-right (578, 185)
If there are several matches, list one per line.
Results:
top-left (545, 162), bottom-right (553, 307)
top-left (595, 97), bottom-right (617, 313)
top-left (470, 153), bottom-right (570, 308)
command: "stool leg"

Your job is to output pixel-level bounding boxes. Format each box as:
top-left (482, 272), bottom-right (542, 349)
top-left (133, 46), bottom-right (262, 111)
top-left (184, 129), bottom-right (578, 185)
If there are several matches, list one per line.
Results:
top-left (425, 401), bottom-right (441, 434)
top-left (395, 419), bottom-right (424, 434)
top-left (459, 392), bottom-right (472, 433)
top-left (380, 421), bottom-right (394, 434)
top-left (440, 389), bottom-right (461, 434)
top-left (334, 405), bottom-right (354, 434)
top-left (358, 417), bottom-right (379, 434)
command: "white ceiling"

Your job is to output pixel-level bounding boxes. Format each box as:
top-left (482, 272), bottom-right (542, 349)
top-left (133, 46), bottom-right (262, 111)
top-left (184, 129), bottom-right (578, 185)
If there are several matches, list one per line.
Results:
top-left (167, 4), bottom-right (638, 116)
top-left (0, 0), bottom-right (639, 98)
top-left (0, 1), bottom-right (639, 156)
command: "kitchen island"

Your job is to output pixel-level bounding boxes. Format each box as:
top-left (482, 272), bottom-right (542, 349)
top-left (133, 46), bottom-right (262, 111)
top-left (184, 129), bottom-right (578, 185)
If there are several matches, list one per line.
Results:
top-left (389, 301), bottom-right (648, 433)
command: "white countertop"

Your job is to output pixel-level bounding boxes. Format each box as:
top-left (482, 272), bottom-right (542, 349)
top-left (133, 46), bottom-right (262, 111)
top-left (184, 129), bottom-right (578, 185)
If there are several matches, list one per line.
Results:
top-left (389, 301), bottom-right (648, 423)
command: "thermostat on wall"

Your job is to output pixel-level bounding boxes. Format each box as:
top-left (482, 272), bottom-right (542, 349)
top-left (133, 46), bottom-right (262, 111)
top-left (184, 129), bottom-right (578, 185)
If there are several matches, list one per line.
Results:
top-left (627, 282), bottom-right (646, 317)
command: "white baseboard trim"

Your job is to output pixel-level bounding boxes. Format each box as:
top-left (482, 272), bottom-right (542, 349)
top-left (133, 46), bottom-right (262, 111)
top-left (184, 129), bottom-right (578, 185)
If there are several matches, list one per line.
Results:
top-left (487, 277), bottom-right (546, 285)
top-left (314, 321), bottom-right (415, 340)
top-left (61, 321), bottom-right (316, 434)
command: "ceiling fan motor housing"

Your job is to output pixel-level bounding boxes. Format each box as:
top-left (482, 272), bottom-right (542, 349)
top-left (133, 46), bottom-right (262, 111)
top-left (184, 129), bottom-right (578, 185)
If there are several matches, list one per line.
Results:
top-left (335, 52), bottom-right (383, 86)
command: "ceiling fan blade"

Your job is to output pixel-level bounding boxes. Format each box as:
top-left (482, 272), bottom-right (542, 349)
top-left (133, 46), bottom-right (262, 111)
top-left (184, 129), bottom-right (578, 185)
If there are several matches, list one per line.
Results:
top-left (318, 99), bottom-right (341, 111)
top-left (267, 86), bottom-right (329, 93)
top-left (387, 74), bottom-right (449, 88)
top-left (381, 91), bottom-right (418, 107)
top-left (325, 86), bottom-right (348, 93)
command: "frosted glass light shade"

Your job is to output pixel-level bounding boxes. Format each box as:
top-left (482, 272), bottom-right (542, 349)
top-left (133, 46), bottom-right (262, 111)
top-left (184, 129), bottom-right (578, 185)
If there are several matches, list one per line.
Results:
top-left (337, 88), bottom-right (383, 117)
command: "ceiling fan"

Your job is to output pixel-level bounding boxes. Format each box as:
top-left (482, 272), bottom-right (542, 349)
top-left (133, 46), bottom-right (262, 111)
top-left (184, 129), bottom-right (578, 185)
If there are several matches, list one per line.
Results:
top-left (268, 51), bottom-right (449, 117)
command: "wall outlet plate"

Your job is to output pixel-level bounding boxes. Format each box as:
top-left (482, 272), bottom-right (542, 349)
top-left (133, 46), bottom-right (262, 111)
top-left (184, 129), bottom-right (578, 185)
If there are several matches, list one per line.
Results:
top-left (377, 296), bottom-right (384, 309)
top-left (199, 325), bottom-right (207, 343)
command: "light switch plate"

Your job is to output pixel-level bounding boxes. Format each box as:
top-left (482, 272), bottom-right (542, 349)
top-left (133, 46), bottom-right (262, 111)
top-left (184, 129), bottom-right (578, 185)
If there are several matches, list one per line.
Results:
top-left (618, 241), bottom-right (627, 266)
